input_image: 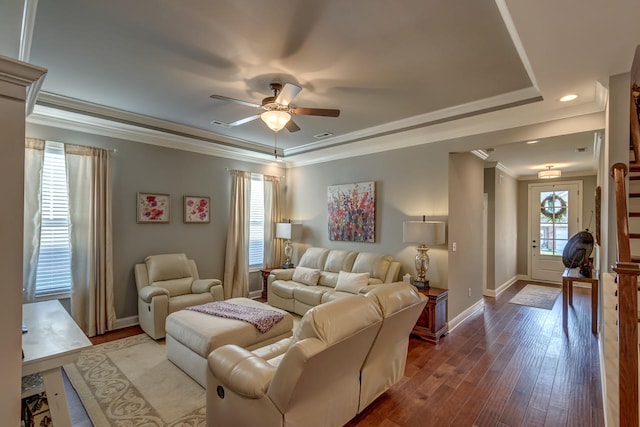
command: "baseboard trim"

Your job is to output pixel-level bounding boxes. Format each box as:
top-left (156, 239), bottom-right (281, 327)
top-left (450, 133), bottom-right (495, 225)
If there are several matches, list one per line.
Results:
top-left (483, 274), bottom-right (524, 297)
top-left (448, 298), bottom-right (484, 333)
top-left (114, 315), bottom-right (139, 330)
top-left (249, 290), bottom-right (263, 299)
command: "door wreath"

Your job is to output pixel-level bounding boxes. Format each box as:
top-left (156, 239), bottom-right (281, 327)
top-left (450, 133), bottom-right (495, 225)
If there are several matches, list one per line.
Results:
top-left (540, 194), bottom-right (567, 219)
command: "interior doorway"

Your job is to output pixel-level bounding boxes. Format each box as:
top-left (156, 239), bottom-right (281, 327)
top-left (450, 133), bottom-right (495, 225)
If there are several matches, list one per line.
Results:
top-left (529, 181), bottom-right (582, 282)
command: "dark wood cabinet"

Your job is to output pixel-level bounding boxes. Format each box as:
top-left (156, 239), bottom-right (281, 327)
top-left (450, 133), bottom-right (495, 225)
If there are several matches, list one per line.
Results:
top-left (412, 287), bottom-right (448, 344)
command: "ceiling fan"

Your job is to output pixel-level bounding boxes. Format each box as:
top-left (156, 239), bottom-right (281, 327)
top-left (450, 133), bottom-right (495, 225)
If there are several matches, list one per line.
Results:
top-left (210, 82), bottom-right (340, 133)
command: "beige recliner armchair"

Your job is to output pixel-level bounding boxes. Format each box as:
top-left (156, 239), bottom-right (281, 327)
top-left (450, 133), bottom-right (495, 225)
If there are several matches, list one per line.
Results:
top-left (134, 253), bottom-right (223, 340)
top-left (206, 294), bottom-right (384, 427)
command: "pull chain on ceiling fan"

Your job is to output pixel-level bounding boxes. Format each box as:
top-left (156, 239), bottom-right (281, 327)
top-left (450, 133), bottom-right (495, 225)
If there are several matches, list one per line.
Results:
top-left (210, 82), bottom-right (340, 133)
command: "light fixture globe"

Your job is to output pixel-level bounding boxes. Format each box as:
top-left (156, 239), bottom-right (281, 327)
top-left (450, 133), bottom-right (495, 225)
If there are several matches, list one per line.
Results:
top-left (538, 165), bottom-right (561, 179)
top-left (261, 110), bottom-right (291, 132)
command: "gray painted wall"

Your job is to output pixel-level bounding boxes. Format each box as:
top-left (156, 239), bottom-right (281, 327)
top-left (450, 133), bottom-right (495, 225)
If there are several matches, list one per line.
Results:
top-left (26, 123), bottom-right (286, 320)
top-left (288, 142), bottom-right (451, 289)
top-left (484, 167), bottom-right (519, 291)
top-left (448, 153), bottom-right (485, 319)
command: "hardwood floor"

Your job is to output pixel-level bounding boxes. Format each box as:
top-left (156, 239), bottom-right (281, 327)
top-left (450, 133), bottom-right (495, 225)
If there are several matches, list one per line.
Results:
top-left (65, 280), bottom-right (604, 426)
top-left (347, 280), bottom-right (604, 427)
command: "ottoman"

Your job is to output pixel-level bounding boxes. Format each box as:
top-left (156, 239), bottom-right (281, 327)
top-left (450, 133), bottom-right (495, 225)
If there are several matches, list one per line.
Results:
top-left (166, 297), bottom-right (294, 387)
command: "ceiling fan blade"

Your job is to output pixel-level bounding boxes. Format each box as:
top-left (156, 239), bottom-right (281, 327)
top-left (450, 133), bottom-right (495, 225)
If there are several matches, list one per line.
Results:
top-left (210, 114), bottom-right (260, 127)
top-left (227, 115), bottom-right (260, 126)
top-left (291, 107), bottom-right (340, 117)
top-left (210, 94), bottom-right (261, 109)
top-left (285, 119), bottom-right (301, 133)
top-left (275, 83), bottom-right (302, 106)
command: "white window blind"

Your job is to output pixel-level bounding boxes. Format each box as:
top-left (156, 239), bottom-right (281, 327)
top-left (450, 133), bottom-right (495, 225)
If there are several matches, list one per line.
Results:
top-left (248, 173), bottom-right (264, 269)
top-left (35, 141), bottom-right (72, 297)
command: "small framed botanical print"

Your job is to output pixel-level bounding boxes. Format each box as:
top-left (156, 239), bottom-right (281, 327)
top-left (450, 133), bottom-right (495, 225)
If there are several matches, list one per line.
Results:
top-left (137, 192), bottom-right (170, 223)
top-left (184, 195), bottom-right (210, 223)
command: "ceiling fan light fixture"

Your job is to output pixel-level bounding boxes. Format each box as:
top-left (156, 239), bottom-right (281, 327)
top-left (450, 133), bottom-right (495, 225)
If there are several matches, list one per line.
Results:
top-left (261, 110), bottom-right (291, 132)
top-left (538, 165), bottom-right (561, 179)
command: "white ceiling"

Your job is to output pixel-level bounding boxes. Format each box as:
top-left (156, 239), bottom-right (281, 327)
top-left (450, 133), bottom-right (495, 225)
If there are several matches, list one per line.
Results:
top-left (10, 0), bottom-right (640, 175)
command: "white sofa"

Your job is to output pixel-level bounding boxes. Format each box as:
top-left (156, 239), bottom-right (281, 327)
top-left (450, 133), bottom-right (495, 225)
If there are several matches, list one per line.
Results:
top-left (206, 283), bottom-right (426, 427)
top-left (267, 247), bottom-right (401, 316)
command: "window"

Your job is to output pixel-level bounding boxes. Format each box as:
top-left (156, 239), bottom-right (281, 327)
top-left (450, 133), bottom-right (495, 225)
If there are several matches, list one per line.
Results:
top-left (35, 141), bottom-right (72, 297)
top-left (248, 173), bottom-right (264, 269)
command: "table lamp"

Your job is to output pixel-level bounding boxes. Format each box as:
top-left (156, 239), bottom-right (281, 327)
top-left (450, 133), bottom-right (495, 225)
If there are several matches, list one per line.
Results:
top-left (276, 222), bottom-right (302, 268)
top-left (403, 217), bottom-right (446, 288)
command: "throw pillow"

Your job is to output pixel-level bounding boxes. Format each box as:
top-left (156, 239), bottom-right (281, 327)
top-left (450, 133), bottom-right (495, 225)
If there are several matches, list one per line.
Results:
top-left (292, 266), bottom-right (321, 286)
top-left (335, 271), bottom-right (370, 294)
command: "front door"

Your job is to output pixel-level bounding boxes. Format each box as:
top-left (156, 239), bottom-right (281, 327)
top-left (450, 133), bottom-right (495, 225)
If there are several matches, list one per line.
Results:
top-left (530, 182), bottom-right (582, 282)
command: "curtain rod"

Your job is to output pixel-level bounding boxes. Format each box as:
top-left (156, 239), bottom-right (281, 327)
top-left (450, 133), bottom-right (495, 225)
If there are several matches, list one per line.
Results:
top-left (224, 167), bottom-right (285, 178)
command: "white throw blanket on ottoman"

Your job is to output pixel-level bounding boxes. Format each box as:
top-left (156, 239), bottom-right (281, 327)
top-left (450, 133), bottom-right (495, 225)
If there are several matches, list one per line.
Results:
top-left (166, 297), bottom-right (294, 387)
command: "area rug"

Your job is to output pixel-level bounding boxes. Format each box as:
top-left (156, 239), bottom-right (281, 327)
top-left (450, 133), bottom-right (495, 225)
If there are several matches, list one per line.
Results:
top-left (64, 334), bottom-right (205, 427)
top-left (509, 284), bottom-right (561, 310)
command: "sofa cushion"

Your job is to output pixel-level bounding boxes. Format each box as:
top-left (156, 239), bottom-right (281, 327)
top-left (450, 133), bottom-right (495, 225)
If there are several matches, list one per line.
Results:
top-left (291, 295), bottom-right (382, 346)
top-left (351, 252), bottom-right (393, 281)
top-left (318, 271), bottom-right (339, 288)
top-left (298, 247), bottom-right (330, 270)
top-left (145, 253), bottom-right (192, 282)
top-left (323, 250), bottom-right (357, 273)
top-left (152, 277), bottom-right (194, 297)
top-left (335, 271), bottom-right (370, 294)
top-left (271, 280), bottom-right (306, 299)
top-left (293, 286), bottom-right (327, 306)
top-left (292, 266), bottom-right (321, 286)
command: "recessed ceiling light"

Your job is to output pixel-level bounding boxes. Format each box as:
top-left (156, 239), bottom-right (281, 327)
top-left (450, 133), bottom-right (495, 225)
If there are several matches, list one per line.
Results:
top-left (526, 140), bottom-right (539, 144)
top-left (560, 94), bottom-right (578, 102)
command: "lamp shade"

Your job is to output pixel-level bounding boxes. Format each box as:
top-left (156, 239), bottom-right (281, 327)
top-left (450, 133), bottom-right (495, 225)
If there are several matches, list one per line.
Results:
top-left (276, 222), bottom-right (302, 241)
top-left (261, 110), bottom-right (291, 132)
top-left (403, 220), bottom-right (446, 246)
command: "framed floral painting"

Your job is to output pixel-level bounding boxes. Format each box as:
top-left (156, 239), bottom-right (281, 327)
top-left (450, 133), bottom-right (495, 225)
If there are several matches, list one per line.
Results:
top-left (184, 195), bottom-right (210, 223)
top-left (137, 192), bottom-right (170, 223)
top-left (327, 181), bottom-right (375, 242)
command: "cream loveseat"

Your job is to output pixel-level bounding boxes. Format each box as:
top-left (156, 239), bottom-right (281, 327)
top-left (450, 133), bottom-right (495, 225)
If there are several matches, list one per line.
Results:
top-left (134, 253), bottom-right (224, 339)
top-left (206, 283), bottom-right (427, 427)
top-left (267, 247), bottom-right (401, 316)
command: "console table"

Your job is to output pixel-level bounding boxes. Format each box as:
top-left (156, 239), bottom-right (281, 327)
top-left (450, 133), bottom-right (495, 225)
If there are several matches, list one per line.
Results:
top-left (22, 300), bottom-right (92, 427)
top-left (412, 287), bottom-right (448, 344)
top-left (562, 267), bottom-right (598, 335)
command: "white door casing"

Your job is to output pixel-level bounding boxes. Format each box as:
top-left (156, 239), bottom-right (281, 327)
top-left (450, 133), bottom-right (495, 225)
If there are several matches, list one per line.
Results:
top-left (529, 181), bottom-right (582, 282)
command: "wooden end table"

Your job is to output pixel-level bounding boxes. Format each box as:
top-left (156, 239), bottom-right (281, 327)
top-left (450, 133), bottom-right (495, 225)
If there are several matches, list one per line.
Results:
top-left (412, 287), bottom-right (448, 344)
top-left (260, 268), bottom-right (276, 300)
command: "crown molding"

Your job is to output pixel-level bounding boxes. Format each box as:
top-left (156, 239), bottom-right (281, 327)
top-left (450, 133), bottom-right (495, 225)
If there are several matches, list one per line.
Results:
top-left (29, 81), bottom-right (607, 171)
top-left (0, 55), bottom-right (47, 114)
top-left (35, 92), bottom-right (284, 157)
top-left (284, 86), bottom-right (543, 157)
top-left (28, 104), bottom-right (285, 166)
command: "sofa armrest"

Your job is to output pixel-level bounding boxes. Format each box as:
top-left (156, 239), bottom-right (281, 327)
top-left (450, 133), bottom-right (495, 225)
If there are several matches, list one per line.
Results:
top-left (251, 337), bottom-right (292, 361)
top-left (358, 284), bottom-right (384, 294)
top-left (138, 285), bottom-right (170, 303)
top-left (192, 278), bottom-right (222, 294)
top-left (208, 345), bottom-right (276, 399)
top-left (267, 269), bottom-right (295, 288)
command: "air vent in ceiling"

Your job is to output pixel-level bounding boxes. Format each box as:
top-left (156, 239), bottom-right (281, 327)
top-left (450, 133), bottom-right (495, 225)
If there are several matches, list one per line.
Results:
top-left (575, 147), bottom-right (587, 153)
top-left (210, 120), bottom-right (230, 128)
top-left (314, 132), bottom-right (333, 139)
